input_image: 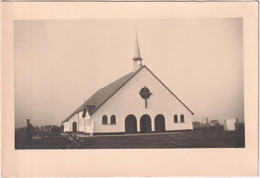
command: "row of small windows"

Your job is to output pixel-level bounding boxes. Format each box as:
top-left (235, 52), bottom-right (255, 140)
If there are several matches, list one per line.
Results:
top-left (102, 115), bottom-right (184, 124)
top-left (174, 114), bottom-right (185, 123)
top-left (102, 115), bottom-right (116, 125)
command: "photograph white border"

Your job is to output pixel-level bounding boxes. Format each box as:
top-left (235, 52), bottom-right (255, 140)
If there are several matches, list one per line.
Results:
top-left (1, 2), bottom-right (258, 177)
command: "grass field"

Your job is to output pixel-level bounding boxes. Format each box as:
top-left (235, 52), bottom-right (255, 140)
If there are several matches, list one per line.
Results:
top-left (15, 129), bottom-right (245, 149)
top-left (15, 129), bottom-right (68, 149)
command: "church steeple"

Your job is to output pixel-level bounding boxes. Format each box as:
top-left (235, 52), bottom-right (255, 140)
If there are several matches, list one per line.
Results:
top-left (132, 31), bottom-right (143, 71)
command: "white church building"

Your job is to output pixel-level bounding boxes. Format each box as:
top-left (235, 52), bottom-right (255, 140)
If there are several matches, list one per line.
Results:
top-left (63, 35), bottom-right (194, 135)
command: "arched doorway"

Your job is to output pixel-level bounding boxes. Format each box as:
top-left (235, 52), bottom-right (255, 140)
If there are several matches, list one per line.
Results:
top-left (140, 114), bottom-right (152, 133)
top-left (125, 115), bottom-right (137, 133)
top-left (72, 122), bottom-right (77, 132)
top-left (155, 114), bottom-right (165, 132)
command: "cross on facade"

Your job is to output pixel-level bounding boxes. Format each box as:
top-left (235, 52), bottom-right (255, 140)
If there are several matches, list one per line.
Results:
top-left (139, 87), bottom-right (152, 109)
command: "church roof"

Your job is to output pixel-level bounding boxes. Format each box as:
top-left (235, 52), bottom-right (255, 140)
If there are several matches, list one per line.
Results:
top-left (64, 66), bottom-right (144, 122)
top-left (64, 65), bottom-right (194, 122)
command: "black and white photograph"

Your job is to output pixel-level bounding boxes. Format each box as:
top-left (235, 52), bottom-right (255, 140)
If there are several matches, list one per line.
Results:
top-left (2, 2), bottom-right (258, 177)
top-left (15, 18), bottom-right (245, 149)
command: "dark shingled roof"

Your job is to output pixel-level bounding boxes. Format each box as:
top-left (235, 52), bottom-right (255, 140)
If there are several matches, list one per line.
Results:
top-left (64, 65), bottom-right (194, 122)
top-left (64, 66), bottom-right (144, 122)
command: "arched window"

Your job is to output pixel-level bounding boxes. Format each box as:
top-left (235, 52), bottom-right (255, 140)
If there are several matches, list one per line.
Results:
top-left (174, 115), bottom-right (178, 123)
top-left (111, 115), bottom-right (116, 124)
top-left (180, 115), bottom-right (184, 123)
top-left (102, 115), bottom-right (107, 125)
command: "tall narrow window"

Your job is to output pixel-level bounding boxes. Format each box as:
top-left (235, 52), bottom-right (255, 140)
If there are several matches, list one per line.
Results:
top-left (102, 115), bottom-right (107, 125)
top-left (180, 115), bottom-right (185, 123)
top-left (111, 115), bottom-right (116, 124)
top-left (174, 115), bottom-right (178, 123)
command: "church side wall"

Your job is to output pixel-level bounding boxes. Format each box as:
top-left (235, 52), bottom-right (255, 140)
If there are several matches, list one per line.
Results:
top-left (91, 67), bottom-right (194, 134)
top-left (63, 111), bottom-right (94, 133)
top-left (63, 122), bottom-right (69, 132)
top-left (65, 113), bottom-right (79, 132)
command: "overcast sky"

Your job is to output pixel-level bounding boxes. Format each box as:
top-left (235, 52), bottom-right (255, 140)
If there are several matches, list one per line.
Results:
top-left (15, 18), bottom-right (244, 128)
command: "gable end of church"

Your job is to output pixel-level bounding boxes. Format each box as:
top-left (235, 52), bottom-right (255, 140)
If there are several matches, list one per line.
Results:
top-left (64, 65), bottom-right (193, 124)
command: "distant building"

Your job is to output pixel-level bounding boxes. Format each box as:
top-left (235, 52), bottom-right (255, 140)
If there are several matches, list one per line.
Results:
top-left (34, 126), bottom-right (40, 131)
top-left (62, 34), bottom-right (194, 135)
top-left (210, 119), bottom-right (219, 126)
top-left (205, 117), bottom-right (209, 124)
top-left (192, 120), bottom-right (224, 131)
top-left (41, 125), bottom-right (59, 132)
top-left (192, 121), bottom-right (202, 127)
top-left (224, 118), bottom-right (237, 131)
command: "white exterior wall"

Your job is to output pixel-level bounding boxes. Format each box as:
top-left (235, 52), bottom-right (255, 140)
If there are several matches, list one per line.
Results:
top-left (63, 111), bottom-right (94, 134)
top-left (91, 67), bottom-right (193, 133)
top-left (69, 113), bottom-right (78, 132)
top-left (79, 111), bottom-right (94, 134)
top-left (62, 113), bottom-right (80, 132)
top-left (224, 119), bottom-right (236, 131)
top-left (63, 122), bottom-right (70, 132)
top-left (78, 111), bottom-right (84, 132)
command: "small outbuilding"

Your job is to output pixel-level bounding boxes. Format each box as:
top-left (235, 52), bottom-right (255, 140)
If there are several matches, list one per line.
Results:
top-left (224, 118), bottom-right (238, 131)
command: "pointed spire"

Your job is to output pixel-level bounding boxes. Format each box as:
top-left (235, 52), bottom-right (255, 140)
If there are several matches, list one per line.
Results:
top-left (132, 28), bottom-right (143, 65)
top-left (135, 32), bottom-right (141, 59)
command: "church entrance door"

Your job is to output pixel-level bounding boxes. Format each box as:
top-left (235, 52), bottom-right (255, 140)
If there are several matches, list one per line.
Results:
top-left (125, 115), bottom-right (137, 133)
top-left (72, 122), bottom-right (77, 132)
top-left (140, 115), bottom-right (152, 133)
top-left (155, 114), bottom-right (165, 132)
